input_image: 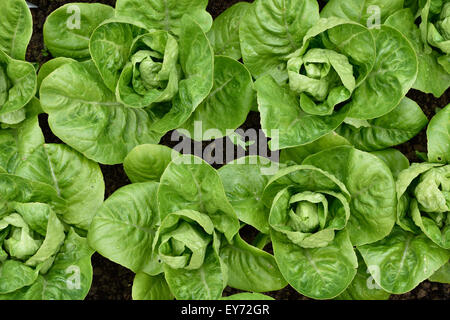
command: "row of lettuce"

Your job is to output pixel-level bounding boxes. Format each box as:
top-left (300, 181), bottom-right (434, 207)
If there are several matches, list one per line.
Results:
top-left (0, 0), bottom-right (448, 300)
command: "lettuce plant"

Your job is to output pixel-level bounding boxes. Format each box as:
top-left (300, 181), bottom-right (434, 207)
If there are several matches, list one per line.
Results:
top-left (2, 0), bottom-right (447, 301)
top-left (323, 0), bottom-right (450, 97)
top-left (385, 6), bottom-right (450, 98)
top-left (0, 0), bottom-right (37, 126)
top-left (88, 145), bottom-right (286, 300)
top-left (265, 146), bottom-right (397, 299)
top-left (394, 105), bottom-right (450, 251)
top-left (263, 165), bottom-right (356, 299)
top-left (0, 108), bottom-right (104, 299)
top-left (217, 145), bottom-right (397, 299)
top-left (240, 0), bottom-right (418, 150)
top-left (357, 105), bottom-right (450, 295)
top-left (396, 163), bottom-right (449, 249)
top-left (0, 185), bottom-right (94, 300)
top-left (39, 0), bottom-right (254, 165)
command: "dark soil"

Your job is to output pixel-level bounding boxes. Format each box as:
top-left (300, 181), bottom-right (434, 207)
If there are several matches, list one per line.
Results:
top-left (26, 0), bottom-right (449, 300)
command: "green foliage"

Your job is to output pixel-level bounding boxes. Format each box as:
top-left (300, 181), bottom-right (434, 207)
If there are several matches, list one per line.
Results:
top-left (39, 1), bottom-right (253, 164)
top-left (89, 150), bottom-right (286, 300)
top-left (2, 0), bottom-right (449, 301)
top-left (0, 117), bottom-right (103, 299)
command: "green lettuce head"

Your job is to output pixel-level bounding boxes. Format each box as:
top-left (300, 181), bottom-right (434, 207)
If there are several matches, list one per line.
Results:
top-left (0, 112), bottom-right (103, 299)
top-left (286, 47), bottom-right (355, 116)
top-left (89, 149), bottom-right (286, 300)
top-left (321, 0), bottom-right (449, 98)
top-left (156, 210), bottom-right (218, 271)
top-left (262, 165), bottom-right (356, 299)
top-left (262, 146), bottom-right (398, 299)
top-left (0, 175), bottom-right (94, 300)
top-left (265, 166), bottom-right (351, 249)
top-left (40, 1), bottom-right (254, 165)
top-left (396, 104), bottom-right (450, 249)
top-left (39, 1), bottom-right (215, 165)
top-left (152, 209), bottom-right (228, 300)
top-left (397, 163), bottom-right (450, 249)
top-left (247, 12), bottom-right (417, 149)
top-left (356, 105), bottom-right (450, 295)
top-left (117, 32), bottom-right (181, 108)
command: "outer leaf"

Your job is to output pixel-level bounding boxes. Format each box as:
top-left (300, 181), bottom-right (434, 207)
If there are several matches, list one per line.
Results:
top-left (0, 117), bottom-right (44, 174)
top-left (0, 50), bottom-right (37, 116)
top-left (337, 97), bottom-right (428, 151)
top-left (335, 253), bottom-right (391, 300)
top-left (124, 144), bottom-right (180, 183)
top-left (15, 143), bottom-right (105, 230)
top-left (220, 234), bottom-right (287, 292)
top-left (303, 146), bottom-right (397, 246)
top-left (371, 149), bottom-right (410, 180)
top-left (115, 0), bottom-right (212, 36)
top-left (88, 182), bottom-right (160, 275)
top-left (280, 132), bottom-right (350, 164)
top-left (132, 273), bottom-right (174, 300)
top-left (427, 104), bottom-right (449, 163)
top-left (0, 260), bottom-right (39, 294)
top-left (218, 156), bottom-right (276, 233)
top-left (180, 56), bottom-right (254, 139)
top-left (271, 229), bottom-right (357, 299)
top-left (358, 226), bottom-right (450, 294)
top-left (43, 3), bottom-right (114, 60)
top-left (158, 155), bottom-right (239, 242)
top-left (348, 26), bottom-right (418, 119)
top-left (385, 9), bottom-right (450, 97)
top-left (37, 57), bottom-right (76, 92)
top-left (207, 2), bottom-right (250, 60)
top-left (240, 0), bottom-right (320, 83)
top-left (428, 261), bottom-right (450, 283)
top-left (0, 0), bottom-right (32, 60)
top-left (39, 61), bottom-right (161, 165)
top-left (0, 174), bottom-right (66, 216)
